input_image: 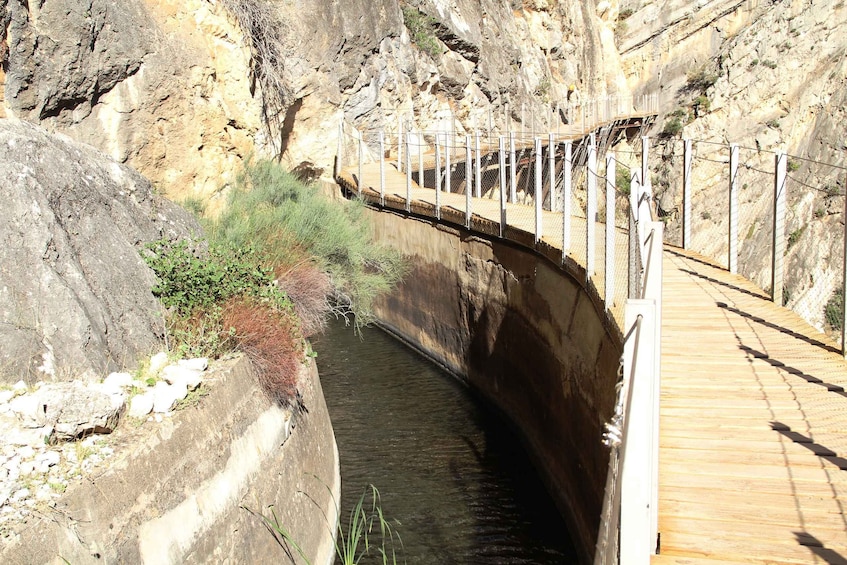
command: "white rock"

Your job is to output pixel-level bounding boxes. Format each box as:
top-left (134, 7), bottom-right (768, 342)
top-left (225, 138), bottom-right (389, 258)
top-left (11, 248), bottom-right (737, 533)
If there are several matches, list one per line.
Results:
top-left (148, 352), bottom-right (169, 376)
top-left (129, 392), bottom-right (154, 418)
top-left (152, 382), bottom-right (187, 413)
top-left (11, 488), bottom-right (29, 502)
top-left (37, 451), bottom-right (60, 472)
top-left (0, 390), bottom-right (14, 405)
top-left (177, 357), bottom-right (208, 372)
top-left (5, 425), bottom-right (50, 447)
top-left (18, 461), bottom-right (34, 476)
top-left (103, 372), bottom-right (133, 389)
top-left (161, 365), bottom-right (203, 388)
top-left (162, 365), bottom-right (203, 391)
top-left (8, 395), bottom-right (45, 428)
top-left (18, 446), bottom-right (34, 460)
top-left (12, 381), bottom-right (27, 393)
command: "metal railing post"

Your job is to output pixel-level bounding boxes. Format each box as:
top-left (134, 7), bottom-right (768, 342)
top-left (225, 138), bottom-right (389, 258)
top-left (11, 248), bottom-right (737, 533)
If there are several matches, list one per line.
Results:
top-left (641, 136), bottom-right (650, 201)
top-left (628, 173), bottom-right (641, 299)
top-left (535, 137), bottom-right (543, 245)
top-left (605, 153), bottom-right (616, 310)
top-left (620, 299), bottom-right (656, 565)
top-left (335, 121), bottom-right (343, 179)
top-left (729, 143), bottom-right (739, 274)
top-left (397, 118), bottom-right (403, 171)
top-left (682, 139), bottom-right (692, 249)
top-left (417, 131), bottom-right (424, 189)
top-left (842, 170), bottom-right (847, 357)
top-left (563, 141), bottom-right (572, 255)
top-left (509, 132), bottom-right (517, 203)
top-left (435, 133), bottom-right (442, 219)
top-left (587, 141), bottom-right (598, 278)
top-left (772, 151), bottom-right (787, 305)
top-left (548, 133), bottom-right (556, 212)
top-left (445, 132), bottom-right (452, 195)
top-left (465, 134), bottom-right (472, 228)
top-left (474, 131), bottom-right (482, 198)
top-left (357, 131), bottom-right (363, 196)
top-left (378, 130), bottom-right (385, 205)
top-left (499, 136), bottom-right (507, 237)
top-left (405, 132), bottom-right (412, 212)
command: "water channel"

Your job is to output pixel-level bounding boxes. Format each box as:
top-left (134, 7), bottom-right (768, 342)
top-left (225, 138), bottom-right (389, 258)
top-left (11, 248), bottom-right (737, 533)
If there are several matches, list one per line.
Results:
top-left (313, 319), bottom-right (579, 564)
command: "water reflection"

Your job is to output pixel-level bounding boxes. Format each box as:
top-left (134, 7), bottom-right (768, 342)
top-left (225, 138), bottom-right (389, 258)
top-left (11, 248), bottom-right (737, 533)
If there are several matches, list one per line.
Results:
top-left (313, 320), bottom-right (578, 564)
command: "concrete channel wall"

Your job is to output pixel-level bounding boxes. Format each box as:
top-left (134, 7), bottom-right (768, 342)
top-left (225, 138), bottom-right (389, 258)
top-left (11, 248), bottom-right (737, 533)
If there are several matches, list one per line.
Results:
top-left (366, 207), bottom-right (621, 564)
top-left (2, 357), bottom-right (339, 565)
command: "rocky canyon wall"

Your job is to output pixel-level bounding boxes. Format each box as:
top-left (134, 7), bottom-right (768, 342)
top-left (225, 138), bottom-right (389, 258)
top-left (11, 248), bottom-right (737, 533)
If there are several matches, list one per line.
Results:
top-left (1, 0), bottom-right (628, 203)
top-left (616, 0), bottom-right (847, 330)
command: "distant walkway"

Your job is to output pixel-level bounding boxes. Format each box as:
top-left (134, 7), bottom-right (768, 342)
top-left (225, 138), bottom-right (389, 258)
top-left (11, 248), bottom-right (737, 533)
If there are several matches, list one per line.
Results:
top-left (337, 140), bottom-right (847, 563)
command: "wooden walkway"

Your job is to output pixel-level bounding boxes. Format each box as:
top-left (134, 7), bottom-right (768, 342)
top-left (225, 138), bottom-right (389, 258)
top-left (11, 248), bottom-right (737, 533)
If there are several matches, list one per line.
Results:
top-left (655, 251), bottom-right (847, 564)
top-left (339, 156), bottom-right (847, 564)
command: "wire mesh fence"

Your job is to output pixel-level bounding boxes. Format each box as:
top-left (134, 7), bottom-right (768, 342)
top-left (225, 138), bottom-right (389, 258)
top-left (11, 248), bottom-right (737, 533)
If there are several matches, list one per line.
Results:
top-left (734, 145), bottom-right (775, 291)
top-left (783, 155), bottom-right (847, 339)
top-left (688, 140), bottom-right (731, 269)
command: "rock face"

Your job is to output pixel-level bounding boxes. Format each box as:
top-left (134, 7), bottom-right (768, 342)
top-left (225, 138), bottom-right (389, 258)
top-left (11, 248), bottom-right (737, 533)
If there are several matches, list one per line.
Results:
top-left (0, 119), bottom-right (199, 384)
top-left (1, 0), bottom-right (263, 208)
top-left (616, 0), bottom-right (847, 330)
top-left (1, 0), bottom-right (625, 200)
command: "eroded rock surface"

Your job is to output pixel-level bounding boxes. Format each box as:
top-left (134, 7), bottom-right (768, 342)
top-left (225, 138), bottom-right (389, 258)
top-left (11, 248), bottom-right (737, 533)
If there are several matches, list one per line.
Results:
top-left (0, 119), bottom-right (199, 384)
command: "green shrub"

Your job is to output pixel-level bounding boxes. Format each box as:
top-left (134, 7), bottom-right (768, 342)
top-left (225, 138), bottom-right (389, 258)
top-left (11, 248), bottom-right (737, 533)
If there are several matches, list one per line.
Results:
top-left (141, 238), bottom-right (295, 362)
top-left (692, 95), bottom-right (710, 116)
top-left (762, 59), bottom-right (778, 69)
top-left (142, 239), bottom-right (286, 316)
top-left (205, 159), bottom-right (407, 329)
top-left (661, 117), bottom-right (684, 137)
top-left (615, 166), bottom-right (632, 197)
top-left (787, 159), bottom-right (800, 172)
top-left (825, 289), bottom-right (844, 331)
top-left (401, 5), bottom-right (442, 59)
top-left (685, 65), bottom-right (719, 92)
top-left (787, 226), bottom-right (805, 251)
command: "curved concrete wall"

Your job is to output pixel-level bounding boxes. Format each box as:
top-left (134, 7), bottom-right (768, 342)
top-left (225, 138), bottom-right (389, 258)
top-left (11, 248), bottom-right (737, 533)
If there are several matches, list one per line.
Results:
top-left (2, 357), bottom-right (339, 565)
top-left (366, 208), bottom-right (621, 564)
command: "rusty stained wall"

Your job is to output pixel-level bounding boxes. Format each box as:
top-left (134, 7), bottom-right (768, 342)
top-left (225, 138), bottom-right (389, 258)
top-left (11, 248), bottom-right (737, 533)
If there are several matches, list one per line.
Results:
top-left (366, 208), bottom-right (621, 564)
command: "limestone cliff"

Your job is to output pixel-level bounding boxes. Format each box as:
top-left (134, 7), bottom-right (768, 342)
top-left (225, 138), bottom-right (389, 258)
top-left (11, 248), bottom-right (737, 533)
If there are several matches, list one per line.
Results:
top-left (1, 0), bottom-right (625, 201)
top-left (1, 0), bottom-right (263, 210)
top-left (0, 118), bottom-right (198, 384)
top-left (616, 0), bottom-right (847, 329)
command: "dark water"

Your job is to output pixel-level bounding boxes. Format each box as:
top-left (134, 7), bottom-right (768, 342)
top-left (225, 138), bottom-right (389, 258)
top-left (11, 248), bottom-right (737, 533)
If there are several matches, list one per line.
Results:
top-left (313, 320), bottom-right (579, 564)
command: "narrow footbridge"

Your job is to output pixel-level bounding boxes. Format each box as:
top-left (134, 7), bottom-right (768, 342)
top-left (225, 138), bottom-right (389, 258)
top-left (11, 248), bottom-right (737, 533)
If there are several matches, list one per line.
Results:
top-left (334, 107), bottom-right (847, 563)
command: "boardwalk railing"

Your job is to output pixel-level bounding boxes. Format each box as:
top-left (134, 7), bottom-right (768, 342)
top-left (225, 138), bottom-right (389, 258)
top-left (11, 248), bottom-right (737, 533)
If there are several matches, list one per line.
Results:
top-left (336, 102), bottom-right (664, 563)
top-left (645, 139), bottom-right (847, 355)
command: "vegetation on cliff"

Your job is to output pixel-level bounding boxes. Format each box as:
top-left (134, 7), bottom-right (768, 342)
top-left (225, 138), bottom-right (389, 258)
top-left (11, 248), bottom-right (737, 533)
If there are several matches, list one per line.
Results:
top-left (143, 160), bottom-right (406, 404)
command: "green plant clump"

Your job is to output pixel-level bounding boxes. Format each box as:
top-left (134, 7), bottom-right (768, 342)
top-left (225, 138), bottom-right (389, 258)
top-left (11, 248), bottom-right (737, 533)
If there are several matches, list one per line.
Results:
top-left (825, 289), bottom-right (844, 331)
top-left (247, 484), bottom-right (404, 565)
top-left (692, 95), bottom-right (710, 117)
top-left (401, 5), bottom-right (442, 59)
top-left (615, 166), bottom-right (632, 197)
top-left (206, 159), bottom-right (407, 329)
top-left (685, 65), bottom-right (719, 93)
top-left (661, 117), bottom-right (684, 138)
top-left (787, 226), bottom-right (805, 251)
top-left (143, 239), bottom-right (285, 317)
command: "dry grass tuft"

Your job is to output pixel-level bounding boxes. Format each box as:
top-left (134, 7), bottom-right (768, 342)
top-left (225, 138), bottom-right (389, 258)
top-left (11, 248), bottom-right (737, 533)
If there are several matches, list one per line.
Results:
top-left (222, 298), bottom-right (303, 406)
top-left (276, 261), bottom-right (333, 338)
